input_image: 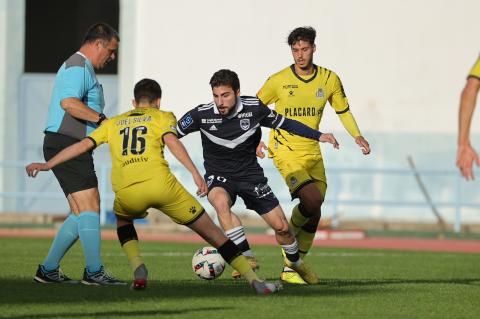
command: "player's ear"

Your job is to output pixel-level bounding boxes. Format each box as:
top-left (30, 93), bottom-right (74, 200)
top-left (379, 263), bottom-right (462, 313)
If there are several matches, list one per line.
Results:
top-left (94, 39), bottom-right (103, 50)
top-left (312, 44), bottom-right (316, 53)
top-left (132, 99), bottom-right (137, 108)
top-left (235, 89), bottom-right (240, 97)
top-left (155, 98), bottom-right (161, 109)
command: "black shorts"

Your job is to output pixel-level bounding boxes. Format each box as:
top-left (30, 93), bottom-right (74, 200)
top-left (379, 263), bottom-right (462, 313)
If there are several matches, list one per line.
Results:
top-left (43, 132), bottom-right (98, 197)
top-left (205, 173), bottom-right (279, 215)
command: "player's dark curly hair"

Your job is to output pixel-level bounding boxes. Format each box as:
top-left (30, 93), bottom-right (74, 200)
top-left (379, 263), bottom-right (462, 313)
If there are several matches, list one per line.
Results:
top-left (134, 78), bottom-right (162, 103)
top-left (209, 69), bottom-right (240, 92)
top-left (82, 22), bottom-right (119, 45)
top-left (287, 26), bottom-right (316, 46)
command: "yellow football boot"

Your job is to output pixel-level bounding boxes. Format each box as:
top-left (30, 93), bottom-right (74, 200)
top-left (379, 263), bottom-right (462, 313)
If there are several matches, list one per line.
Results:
top-left (280, 269), bottom-right (307, 284)
top-left (284, 260), bottom-right (319, 285)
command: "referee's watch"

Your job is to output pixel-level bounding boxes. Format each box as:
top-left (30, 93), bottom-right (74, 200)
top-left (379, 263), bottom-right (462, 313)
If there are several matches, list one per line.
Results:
top-left (96, 113), bottom-right (107, 125)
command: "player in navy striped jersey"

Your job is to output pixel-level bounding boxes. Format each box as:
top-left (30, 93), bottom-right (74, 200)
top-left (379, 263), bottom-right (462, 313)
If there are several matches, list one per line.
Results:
top-left (176, 69), bottom-right (338, 282)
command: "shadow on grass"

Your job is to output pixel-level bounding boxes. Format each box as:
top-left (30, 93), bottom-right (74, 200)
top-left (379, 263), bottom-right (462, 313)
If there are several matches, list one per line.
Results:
top-left (0, 278), bottom-right (382, 306)
top-left (1, 308), bottom-right (232, 319)
top-left (321, 278), bottom-right (480, 287)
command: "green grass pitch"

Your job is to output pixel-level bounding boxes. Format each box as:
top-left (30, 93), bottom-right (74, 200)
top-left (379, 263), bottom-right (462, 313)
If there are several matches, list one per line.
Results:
top-left (0, 237), bottom-right (479, 318)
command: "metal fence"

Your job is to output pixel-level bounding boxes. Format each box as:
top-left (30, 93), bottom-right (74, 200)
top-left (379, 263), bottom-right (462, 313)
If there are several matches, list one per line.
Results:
top-left (0, 160), bottom-right (478, 233)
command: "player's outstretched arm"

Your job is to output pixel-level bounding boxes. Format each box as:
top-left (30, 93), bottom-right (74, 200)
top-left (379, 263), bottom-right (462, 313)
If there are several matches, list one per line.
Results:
top-left (25, 138), bottom-right (95, 177)
top-left (457, 144), bottom-right (480, 181)
top-left (457, 77), bottom-right (480, 181)
top-left (276, 117), bottom-right (339, 150)
top-left (163, 133), bottom-right (207, 196)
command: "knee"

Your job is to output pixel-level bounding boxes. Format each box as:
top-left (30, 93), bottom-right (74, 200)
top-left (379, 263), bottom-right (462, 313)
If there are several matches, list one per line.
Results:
top-left (210, 198), bottom-right (231, 217)
top-left (272, 223), bottom-right (290, 237)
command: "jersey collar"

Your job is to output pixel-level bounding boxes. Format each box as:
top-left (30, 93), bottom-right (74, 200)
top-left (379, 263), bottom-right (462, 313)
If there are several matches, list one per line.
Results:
top-left (76, 51), bottom-right (87, 59)
top-left (76, 51), bottom-right (94, 69)
top-left (290, 64), bottom-right (318, 83)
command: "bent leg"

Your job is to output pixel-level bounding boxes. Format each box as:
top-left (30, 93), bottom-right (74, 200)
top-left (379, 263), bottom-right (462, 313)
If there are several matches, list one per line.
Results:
top-left (262, 205), bottom-right (301, 266)
top-left (295, 183), bottom-right (324, 259)
top-left (261, 205), bottom-right (295, 246)
top-left (208, 187), bottom-right (254, 257)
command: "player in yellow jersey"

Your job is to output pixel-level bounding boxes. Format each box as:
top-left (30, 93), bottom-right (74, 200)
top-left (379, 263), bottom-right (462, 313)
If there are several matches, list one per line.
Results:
top-left (26, 79), bottom-right (282, 295)
top-left (257, 26), bottom-right (371, 284)
top-left (457, 55), bottom-right (480, 180)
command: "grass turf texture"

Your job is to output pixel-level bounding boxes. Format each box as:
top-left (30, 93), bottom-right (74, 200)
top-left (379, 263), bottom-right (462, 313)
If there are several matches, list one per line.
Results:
top-left (0, 237), bottom-right (479, 319)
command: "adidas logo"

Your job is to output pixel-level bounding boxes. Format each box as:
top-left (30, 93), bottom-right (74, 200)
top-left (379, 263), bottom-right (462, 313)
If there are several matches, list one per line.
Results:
top-left (209, 125), bottom-right (218, 131)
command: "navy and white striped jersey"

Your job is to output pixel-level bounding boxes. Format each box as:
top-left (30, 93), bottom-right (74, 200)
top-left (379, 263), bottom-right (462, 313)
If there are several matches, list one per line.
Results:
top-left (177, 96), bottom-right (285, 181)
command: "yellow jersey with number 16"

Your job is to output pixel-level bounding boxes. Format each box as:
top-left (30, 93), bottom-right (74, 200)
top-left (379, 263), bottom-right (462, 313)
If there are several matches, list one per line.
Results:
top-left (88, 108), bottom-right (177, 192)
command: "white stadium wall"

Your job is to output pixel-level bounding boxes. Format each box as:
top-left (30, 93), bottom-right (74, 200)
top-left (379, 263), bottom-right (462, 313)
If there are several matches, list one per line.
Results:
top-left (116, 0), bottom-right (480, 224)
top-left (119, 0), bottom-right (480, 134)
top-left (0, 0), bottom-right (478, 222)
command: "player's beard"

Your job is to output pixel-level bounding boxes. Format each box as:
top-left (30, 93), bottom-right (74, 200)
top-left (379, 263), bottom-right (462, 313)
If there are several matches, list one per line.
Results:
top-left (221, 97), bottom-right (238, 117)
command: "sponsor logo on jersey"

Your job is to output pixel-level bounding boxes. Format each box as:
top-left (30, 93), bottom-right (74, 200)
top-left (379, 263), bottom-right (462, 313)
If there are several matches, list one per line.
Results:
top-left (201, 118), bottom-right (222, 124)
top-left (284, 107), bottom-right (321, 117)
top-left (316, 88), bottom-right (324, 98)
top-left (180, 113), bottom-right (193, 130)
top-left (209, 124), bottom-right (218, 131)
top-left (240, 119), bottom-right (250, 130)
top-left (253, 183), bottom-right (274, 199)
top-left (238, 112), bottom-right (253, 118)
top-left (288, 90), bottom-right (295, 97)
top-left (283, 84), bottom-right (299, 89)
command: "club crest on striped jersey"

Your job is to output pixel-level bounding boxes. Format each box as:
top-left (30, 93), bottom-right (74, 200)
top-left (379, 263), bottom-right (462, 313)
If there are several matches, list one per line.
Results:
top-left (240, 119), bottom-right (250, 130)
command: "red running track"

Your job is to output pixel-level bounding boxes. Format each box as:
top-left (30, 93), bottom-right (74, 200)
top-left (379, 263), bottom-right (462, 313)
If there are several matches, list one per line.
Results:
top-left (1, 228), bottom-right (479, 253)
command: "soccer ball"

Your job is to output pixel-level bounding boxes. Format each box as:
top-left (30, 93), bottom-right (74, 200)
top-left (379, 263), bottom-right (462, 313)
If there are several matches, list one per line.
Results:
top-left (192, 246), bottom-right (226, 280)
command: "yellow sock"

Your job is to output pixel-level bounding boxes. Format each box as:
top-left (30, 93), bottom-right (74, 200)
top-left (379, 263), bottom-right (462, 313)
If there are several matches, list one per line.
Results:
top-left (297, 229), bottom-right (316, 259)
top-left (290, 204), bottom-right (309, 235)
top-left (229, 255), bottom-right (260, 284)
top-left (122, 240), bottom-right (143, 271)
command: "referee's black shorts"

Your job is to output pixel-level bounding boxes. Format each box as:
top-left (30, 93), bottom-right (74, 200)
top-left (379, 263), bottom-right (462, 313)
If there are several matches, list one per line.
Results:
top-left (43, 132), bottom-right (98, 197)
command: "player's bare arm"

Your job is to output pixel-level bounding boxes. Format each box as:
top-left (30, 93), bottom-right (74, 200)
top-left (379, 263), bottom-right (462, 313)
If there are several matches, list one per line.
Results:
top-left (26, 138), bottom-right (95, 177)
top-left (457, 77), bottom-right (480, 180)
top-left (163, 132), bottom-right (208, 196)
top-left (61, 97), bottom-right (106, 123)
